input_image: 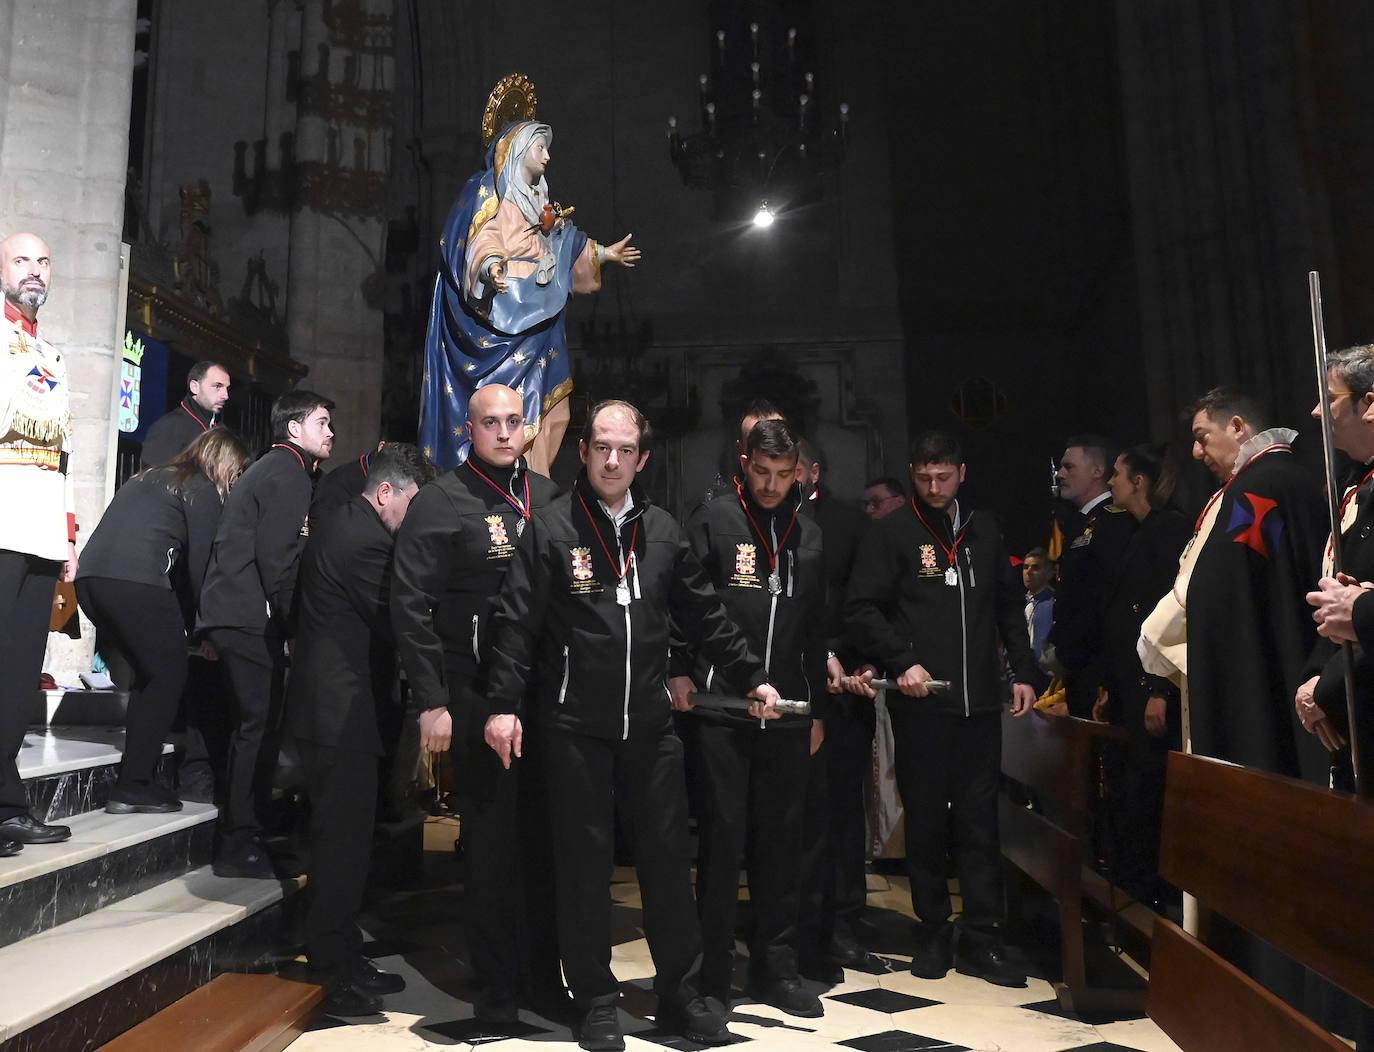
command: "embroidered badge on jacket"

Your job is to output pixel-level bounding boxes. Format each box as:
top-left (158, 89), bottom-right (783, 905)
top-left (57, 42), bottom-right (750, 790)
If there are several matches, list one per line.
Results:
top-left (485, 514), bottom-right (509, 547)
top-left (570, 546), bottom-right (594, 581)
top-left (919, 543), bottom-right (937, 570)
top-left (735, 543), bottom-right (757, 576)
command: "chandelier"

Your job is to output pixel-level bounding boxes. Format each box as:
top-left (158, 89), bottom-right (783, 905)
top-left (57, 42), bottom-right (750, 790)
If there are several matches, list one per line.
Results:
top-left (668, 13), bottom-right (849, 224)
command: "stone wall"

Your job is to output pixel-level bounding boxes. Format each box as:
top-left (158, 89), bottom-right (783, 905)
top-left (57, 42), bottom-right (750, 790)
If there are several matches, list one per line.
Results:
top-left (0, 0), bottom-right (137, 680)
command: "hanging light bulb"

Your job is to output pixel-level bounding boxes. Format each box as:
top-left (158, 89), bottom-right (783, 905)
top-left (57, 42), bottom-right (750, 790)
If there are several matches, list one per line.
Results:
top-left (752, 201), bottom-right (775, 228)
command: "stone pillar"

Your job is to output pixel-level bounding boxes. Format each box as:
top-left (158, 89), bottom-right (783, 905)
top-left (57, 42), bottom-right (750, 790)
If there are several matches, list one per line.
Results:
top-left (284, 0), bottom-right (393, 457)
top-left (0, 0), bottom-right (137, 679)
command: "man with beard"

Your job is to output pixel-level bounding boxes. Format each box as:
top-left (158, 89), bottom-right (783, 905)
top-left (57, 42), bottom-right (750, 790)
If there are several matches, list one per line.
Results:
top-left (198, 389), bottom-right (335, 877)
top-left (140, 360), bottom-right (231, 467)
top-left (0, 232), bottom-right (78, 853)
top-left (670, 418), bottom-right (828, 1018)
top-left (483, 400), bottom-right (779, 1050)
top-left (390, 384), bottom-right (565, 1024)
top-left (846, 430), bottom-right (1037, 987)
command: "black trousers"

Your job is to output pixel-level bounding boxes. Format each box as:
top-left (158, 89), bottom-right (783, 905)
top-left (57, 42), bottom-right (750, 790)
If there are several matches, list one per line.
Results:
top-left (888, 705), bottom-right (1005, 936)
top-left (800, 695), bottom-right (875, 958)
top-left (456, 719), bottom-right (560, 1000)
top-left (209, 627), bottom-right (288, 855)
top-left (76, 577), bottom-right (188, 787)
top-left (299, 739), bottom-right (377, 975)
top-left (0, 550), bottom-right (60, 820)
top-left (544, 725), bottom-right (702, 1010)
top-left (681, 717), bottom-right (810, 994)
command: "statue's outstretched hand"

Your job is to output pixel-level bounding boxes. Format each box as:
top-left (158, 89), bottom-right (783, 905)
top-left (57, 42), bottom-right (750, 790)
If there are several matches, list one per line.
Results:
top-left (605, 233), bottom-right (641, 267)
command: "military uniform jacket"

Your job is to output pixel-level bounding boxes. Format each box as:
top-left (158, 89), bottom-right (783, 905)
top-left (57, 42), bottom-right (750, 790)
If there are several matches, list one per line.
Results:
top-left (141, 397), bottom-right (213, 468)
top-left (285, 497), bottom-right (396, 755)
top-left (390, 455), bottom-right (558, 727)
top-left (486, 474), bottom-right (766, 741)
top-left (677, 484), bottom-right (829, 730)
top-left (1047, 494), bottom-right (1137, 683)
top-left (196, 441), bottom-right (314, 635)
top-left (844, 497), bottom-right (1037, 717)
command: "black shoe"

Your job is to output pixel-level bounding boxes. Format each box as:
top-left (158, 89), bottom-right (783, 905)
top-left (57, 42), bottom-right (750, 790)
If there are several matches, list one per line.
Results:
top-left (829, 933), bottom-right (870, 967)
top-left (107, 783), bottom-right (183, 815)
top-left (350, 956), bottom-right (405, 995)
top-left (0, 836), bottom-right (20, 857)
top-left (954, 938), bottom-right (1026, 987)
top-left (578, 1004), bottom-right (624, 1051)
top-left (0, 814), bottom-right (71, 844)
top-left (658, 996), bottom-right (734, 1045)
top-left (746, 975), bottom-right (823, 1018)
top-left (909, 924), bottom-right (954, 980)
top-left (799, 957), bottom-right (845, 986)
top-left (323, 978), bottom-right (383, 1017)
top-left (212, 843), bottom-right (276, 879)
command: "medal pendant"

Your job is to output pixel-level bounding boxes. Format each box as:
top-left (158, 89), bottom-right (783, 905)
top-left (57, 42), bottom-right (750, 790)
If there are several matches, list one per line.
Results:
top-left (945, 566), bottom-right (959, 587)
top-left (515, 517), bottom-right (526, 538)
top-left (768, 570), bottom-right (782, 595)
top-left (616, 579), bottom-right (632, 606)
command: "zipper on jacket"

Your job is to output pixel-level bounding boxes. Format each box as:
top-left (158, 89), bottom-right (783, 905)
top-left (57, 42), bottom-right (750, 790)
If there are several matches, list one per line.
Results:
top-left (557, 645), bottom-right (571, 704)
top-left (957, 547), bottom-right (970, 716)
top-left (965, 545), bottom-right (975, 588)
top-left (618, 537), bottom-right (632, 740)
top-left (471, 614), bottom-right (481, 663)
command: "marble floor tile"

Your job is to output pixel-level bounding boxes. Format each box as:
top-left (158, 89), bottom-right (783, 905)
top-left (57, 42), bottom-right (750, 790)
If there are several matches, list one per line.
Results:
top-left (893, 1003), bottom-right (1104, 1051)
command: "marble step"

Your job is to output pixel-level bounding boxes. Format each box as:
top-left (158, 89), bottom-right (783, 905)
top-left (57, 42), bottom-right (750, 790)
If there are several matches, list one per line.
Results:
top-left (17, 728), bottom-right (175, 822)
top-left (0, 866), bottom-right (299, 1051)
top-left (0, 803), bottom-right (216, 952)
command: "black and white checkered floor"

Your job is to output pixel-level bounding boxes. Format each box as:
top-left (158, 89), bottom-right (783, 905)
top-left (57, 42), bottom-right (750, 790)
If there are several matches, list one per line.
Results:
top-left (290, 817), bottom-right (1180, 1052)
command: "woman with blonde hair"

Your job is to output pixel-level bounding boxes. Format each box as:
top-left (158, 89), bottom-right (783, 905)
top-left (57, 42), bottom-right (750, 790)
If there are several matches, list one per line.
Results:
top-left (77, 428), bottom-right (250, 813)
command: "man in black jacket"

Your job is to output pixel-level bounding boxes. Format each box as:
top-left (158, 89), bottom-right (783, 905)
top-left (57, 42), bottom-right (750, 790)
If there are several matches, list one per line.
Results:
top-left (141, 360), bottom-right (230, 467)
top-left (285, 443), bottom-right (434, 1016)
top-left (483, 400), bottom-right (780, 1052)
top-left (670, 418), bottom-right (827, 1017)
top-left (847, 431), bottom-right (1037, 987)
top-left (198, 389), bottom-right (334, 877)
top-left (390, 384), bottom-right (564, 1024)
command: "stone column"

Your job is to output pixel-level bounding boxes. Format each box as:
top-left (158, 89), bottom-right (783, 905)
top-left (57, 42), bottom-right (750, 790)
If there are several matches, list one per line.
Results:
top-left (0, 0), bottom-right (137, 679)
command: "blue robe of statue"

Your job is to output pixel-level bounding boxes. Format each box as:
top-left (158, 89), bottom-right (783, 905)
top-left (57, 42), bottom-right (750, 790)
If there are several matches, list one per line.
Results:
top-left (419, 121), bottom-right (597, 471)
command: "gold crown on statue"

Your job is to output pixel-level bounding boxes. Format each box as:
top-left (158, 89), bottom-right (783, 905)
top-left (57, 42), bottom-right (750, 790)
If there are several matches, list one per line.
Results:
top-left (482, 73), bottom-right (539, 147)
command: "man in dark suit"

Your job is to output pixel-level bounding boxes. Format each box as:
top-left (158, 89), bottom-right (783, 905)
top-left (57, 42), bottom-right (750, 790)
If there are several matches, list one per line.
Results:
top-left (197, 389), bottom-right (334, 877)
top-left (285, 443), bottom-right (435, 1016)
top-left (390, 384), bottom-right (564, 1024)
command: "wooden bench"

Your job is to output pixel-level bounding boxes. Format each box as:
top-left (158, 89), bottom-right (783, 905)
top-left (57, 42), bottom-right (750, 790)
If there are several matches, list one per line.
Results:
top-left (1000, 708), bottom-right (1144, 1013)
top-left (97, 973), bottom-right (325, 1052)
top-left (1149, 752), bottom-right (1374, 1051)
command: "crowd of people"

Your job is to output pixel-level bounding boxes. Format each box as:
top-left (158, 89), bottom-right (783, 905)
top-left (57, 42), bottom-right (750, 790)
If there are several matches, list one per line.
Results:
top-left (4, 226), bottom-right (1373, 1051)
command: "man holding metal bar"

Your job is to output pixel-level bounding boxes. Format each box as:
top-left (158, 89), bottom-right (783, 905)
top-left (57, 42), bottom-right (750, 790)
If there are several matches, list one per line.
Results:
top-left (669, 417), bottom-right (828, 1018)
top-left (482, 400), bottom-right (780, 1051)
top-left (1302, 344), bottom-right (1374, 793)
top-left (845, 430), bottom-right (1037, 987)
